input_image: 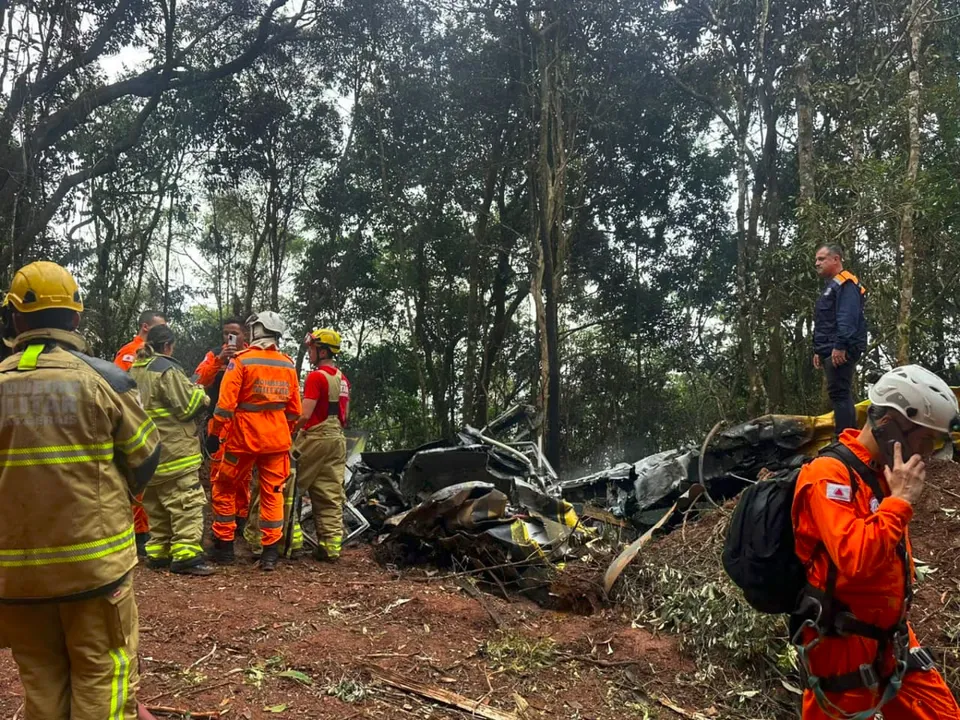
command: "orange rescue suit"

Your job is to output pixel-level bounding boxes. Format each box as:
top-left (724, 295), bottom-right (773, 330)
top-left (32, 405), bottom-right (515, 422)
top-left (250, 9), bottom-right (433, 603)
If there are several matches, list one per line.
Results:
top-left (211, 345), bottom-right (301, 547)
top-left (792, 430), bottom-right (960, 719)
top-left (192, 347), bottom-right (250, 521)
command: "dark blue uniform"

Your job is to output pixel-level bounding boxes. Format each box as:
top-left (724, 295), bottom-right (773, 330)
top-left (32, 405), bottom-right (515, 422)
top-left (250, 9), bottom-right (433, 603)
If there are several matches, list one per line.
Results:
top-left (814, 271), bottom-right (867, 433)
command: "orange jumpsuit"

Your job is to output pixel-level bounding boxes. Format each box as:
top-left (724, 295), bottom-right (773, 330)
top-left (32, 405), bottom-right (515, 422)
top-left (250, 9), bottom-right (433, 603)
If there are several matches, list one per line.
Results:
top-left (193, 348), bottom-right (250, 521)
top-left (114, 335), bottom-right (150, 536)
top-left (792, 430), bottom-right (960, 719)
top-left (212, 345), bottom-right (301, 547)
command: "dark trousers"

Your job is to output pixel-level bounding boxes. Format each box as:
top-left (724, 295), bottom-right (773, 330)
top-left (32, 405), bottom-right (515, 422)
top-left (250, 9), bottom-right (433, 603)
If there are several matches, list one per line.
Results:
top-left (821, 354), bottom-right (858, 433)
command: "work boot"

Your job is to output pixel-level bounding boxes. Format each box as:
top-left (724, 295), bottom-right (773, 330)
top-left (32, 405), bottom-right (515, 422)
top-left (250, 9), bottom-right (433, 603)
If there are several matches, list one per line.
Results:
top-left (208, 538), bottom-right (235, 565)
top-left (145, 556), bottom-right (171, 571)
top-left (236, 516), bottom-right (247, 537)
top-left (136, 533), bottom-right (150, 558)
top-left (260, 543), bottom-right (280, 572)
top-left (312, 546), bottom-right (340, 563)
top-left (171, 559), bottom-right (217, 576)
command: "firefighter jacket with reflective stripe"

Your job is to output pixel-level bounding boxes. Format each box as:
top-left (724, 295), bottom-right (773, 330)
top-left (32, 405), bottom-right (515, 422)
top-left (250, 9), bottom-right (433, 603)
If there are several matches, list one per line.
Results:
top-left (0, 329), bottom-right (161, 601)
top-left (213, 346), bottom-right (302, 454)
top-left (129, 354), bottom-right (208, 483)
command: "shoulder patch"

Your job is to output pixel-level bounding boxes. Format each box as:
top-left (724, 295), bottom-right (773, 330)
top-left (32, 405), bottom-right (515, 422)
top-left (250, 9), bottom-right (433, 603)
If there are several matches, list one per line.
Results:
top-left (66, 350), bottom-right (136, 393)
top-left (826, 483), bottom-right (852, 503)
top-left (227, 359), bottom-right (237, 371)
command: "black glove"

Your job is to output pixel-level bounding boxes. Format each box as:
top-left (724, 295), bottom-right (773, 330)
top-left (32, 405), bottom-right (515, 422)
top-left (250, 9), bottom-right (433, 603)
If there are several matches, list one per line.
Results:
top-left (205, 434), bottom-right (221, 455)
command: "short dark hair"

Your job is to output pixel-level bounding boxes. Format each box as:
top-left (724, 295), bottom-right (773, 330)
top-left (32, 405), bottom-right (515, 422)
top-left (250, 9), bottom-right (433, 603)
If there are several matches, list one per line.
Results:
top-left (139, 310), bottom-right (164, 327)
top-left (867, 403), bottom-right (893, 424)
top-left (146, 324), bottom-right (176, 352)
top-left (223, 317), bottom-right (244, 328)
top-left (818, 243), bottom-right (844, 260)
top-left (17, 308), bottom-right (79, 332)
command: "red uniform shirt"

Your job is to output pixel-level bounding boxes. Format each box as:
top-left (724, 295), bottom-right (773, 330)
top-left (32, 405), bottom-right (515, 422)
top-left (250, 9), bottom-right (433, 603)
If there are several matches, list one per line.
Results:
top-left (113, 336), bottom-right (144, 371)
top-left (303, 366), bottom-right (350, 430)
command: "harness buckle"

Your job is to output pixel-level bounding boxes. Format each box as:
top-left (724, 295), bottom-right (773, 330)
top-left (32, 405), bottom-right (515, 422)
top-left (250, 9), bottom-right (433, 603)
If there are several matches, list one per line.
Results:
top-left (858, 663), bottom-right (879, 690)
top-left (909, 647), bottom-right (935, 672)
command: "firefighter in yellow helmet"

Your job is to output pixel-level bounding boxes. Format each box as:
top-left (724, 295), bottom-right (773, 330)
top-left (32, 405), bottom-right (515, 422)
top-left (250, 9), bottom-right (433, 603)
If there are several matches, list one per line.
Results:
top-left (0, 261), bottom-right (161, 719)
top-left (295, 328), bottom-right (350, 561)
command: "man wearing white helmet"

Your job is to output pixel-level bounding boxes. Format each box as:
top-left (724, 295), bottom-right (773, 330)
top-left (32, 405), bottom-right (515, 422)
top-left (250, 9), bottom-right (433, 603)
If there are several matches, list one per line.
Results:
top-left (791, 365), bottom-right (960, 719)
top-left (210, 311), bottom-right (301, 571)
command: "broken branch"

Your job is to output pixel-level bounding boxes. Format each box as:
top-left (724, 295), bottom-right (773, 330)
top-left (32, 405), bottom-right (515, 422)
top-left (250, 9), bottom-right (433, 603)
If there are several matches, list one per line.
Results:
top-left (368, 665), bottom-right (518, 720)
top-left (145, 706), bottom-right (220, 719)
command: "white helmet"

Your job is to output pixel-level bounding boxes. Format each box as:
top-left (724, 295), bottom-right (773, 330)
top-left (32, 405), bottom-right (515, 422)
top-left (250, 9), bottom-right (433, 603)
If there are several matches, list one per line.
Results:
top-left (246, 311), bottom-right (286, 340)
top-left (868, 364), bottom-right (960, 433)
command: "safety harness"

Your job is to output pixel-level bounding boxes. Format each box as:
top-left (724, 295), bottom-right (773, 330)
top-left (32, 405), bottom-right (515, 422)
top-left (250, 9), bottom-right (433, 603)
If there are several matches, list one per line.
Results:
top-left (791, 443), bottom-right (934, 720)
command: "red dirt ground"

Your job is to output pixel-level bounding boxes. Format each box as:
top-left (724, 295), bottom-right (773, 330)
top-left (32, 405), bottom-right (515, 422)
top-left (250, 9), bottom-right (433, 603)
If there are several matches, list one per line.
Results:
top-left (0, 545), bottom-right (690, 719)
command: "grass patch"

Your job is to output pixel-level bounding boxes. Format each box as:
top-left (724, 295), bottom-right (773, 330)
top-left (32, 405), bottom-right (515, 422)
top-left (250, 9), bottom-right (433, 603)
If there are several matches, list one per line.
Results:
top-left (481, 631), bottom-right (557, 674)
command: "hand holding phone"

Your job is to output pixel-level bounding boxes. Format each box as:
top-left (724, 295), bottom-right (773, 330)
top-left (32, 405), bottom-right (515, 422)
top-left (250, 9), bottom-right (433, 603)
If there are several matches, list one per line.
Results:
top-left (883, 442), bottom-right (926, 506)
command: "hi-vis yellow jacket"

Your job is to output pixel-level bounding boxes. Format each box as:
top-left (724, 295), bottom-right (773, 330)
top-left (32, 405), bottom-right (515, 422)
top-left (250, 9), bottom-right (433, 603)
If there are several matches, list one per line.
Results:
top-left (0, 329), bottom-right (160, 601)
top-left (129, 353), bottom-right (208, 483)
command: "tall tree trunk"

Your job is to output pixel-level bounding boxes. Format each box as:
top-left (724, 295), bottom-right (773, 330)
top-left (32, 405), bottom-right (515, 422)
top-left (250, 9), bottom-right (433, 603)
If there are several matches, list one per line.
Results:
top-left (736, 109), bottom-right (764, 415)
top-left (897, 1), bottom-right (924, 365)
top-left (527, 10), bottom-right (570, 468)
top-left (796, 55), bottom-right (816, 242)
top-left (462, 137), bottom-right (502, 424)
top-left (163, 191), bottom-right (174, 316)
top-left (761, 69), bottom-right (783, 411)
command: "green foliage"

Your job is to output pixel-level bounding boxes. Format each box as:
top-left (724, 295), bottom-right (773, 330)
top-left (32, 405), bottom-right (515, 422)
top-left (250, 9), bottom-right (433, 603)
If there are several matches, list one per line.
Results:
top-left (481, 632), bottom-right (557, 674)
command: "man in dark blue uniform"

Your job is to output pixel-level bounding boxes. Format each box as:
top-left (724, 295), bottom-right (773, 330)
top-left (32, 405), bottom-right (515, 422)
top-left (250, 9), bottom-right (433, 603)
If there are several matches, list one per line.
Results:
top-left (813, 243), bottom-right (867, 433)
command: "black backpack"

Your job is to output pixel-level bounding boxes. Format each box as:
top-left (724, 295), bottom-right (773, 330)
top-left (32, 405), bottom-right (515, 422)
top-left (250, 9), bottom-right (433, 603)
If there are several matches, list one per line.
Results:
top-left (722, 444), bottom-right (865, 614)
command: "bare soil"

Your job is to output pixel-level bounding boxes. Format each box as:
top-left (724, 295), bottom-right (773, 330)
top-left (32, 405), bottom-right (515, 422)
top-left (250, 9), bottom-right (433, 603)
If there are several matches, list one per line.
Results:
top-left (0, 544), bottom-right (690, 719)
top-left (901, 460), bottom-right (960, 692)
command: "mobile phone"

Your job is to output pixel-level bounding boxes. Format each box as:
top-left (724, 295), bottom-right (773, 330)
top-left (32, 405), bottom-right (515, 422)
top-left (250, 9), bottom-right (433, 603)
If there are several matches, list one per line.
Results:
top-left (873, 417), bottom-right (911, 469)
top-left (227, 333), bottom-right (238, 348)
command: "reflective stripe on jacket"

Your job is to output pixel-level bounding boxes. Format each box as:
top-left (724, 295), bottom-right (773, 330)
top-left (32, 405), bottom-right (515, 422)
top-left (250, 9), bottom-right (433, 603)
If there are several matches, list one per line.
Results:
top-left (214, 346), bottom-right (301, 454)
top-left (0, 329), bottom-right (161, 601)
top-left (130, 354), bottom-right (207, 482)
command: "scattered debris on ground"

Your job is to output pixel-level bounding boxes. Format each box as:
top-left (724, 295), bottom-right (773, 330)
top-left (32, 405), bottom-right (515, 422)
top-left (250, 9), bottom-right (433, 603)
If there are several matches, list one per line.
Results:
top-left (0, 547), bottom-right (693, 719)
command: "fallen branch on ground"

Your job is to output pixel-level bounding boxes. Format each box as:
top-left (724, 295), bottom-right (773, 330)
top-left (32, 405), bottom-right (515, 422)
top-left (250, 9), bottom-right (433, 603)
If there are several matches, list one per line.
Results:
top-left (655, 695), bottom-right (713, 719)
top-left (368, 665), bottom-right (518, 720)
top-left (145, 705), bottom-right (220, 719)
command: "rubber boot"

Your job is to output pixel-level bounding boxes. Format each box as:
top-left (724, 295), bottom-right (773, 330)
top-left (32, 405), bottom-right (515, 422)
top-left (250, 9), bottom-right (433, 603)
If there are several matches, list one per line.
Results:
top-left (171, 558), bottom-right (217, 576)
top-left (208, 538), bottom-right (235, 565)
top-left (136, 533), bottom-right (150, 559)
top-left (260, 543), bottom-right (279, 572)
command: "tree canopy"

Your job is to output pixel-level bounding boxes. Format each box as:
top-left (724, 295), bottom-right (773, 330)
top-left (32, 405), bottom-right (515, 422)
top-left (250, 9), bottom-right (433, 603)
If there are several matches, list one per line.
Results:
top-left (3, 0), bottom-right (959, 470)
